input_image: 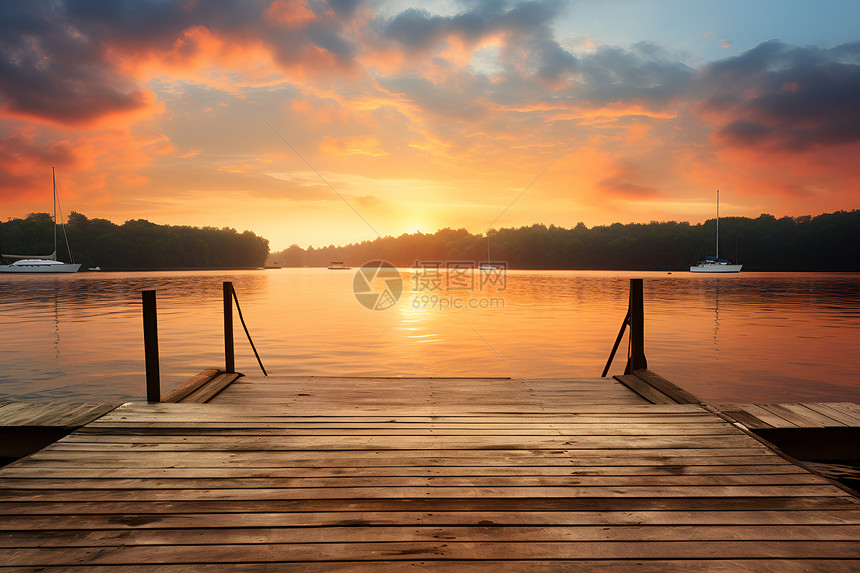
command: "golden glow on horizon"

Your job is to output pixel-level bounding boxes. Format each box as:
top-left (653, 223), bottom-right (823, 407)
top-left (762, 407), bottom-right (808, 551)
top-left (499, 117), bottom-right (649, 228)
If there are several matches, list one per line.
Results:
top-left (1, 2), bottom-right (858, 251)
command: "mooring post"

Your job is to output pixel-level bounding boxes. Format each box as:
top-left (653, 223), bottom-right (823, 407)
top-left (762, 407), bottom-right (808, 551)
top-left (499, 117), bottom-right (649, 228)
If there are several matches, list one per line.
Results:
top-left (224, 281), bottom-right (235, 373)
top-left (625, 278), bottom-right (647, 374)
top-left (142, 290), bottom-right (160, 402)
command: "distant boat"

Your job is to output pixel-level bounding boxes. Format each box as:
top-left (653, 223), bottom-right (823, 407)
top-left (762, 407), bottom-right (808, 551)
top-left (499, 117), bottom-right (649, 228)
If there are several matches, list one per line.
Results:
top-left (690, 190), bottom-right (742, 273)
top-left (328, 261), bottom-right (351, 270)
top-left (479, 236), bottom-right (497, 270)
top-left (0, 168), bottom-right (82, 274)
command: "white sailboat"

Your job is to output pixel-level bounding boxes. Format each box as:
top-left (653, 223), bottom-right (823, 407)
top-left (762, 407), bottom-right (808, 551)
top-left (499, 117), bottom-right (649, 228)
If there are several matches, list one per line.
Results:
top-left (689, 189), bottom-right (742, 273)
top-left (0, 168), bottom-right (82, 273)
top-left (479, 235), bottom-right (497, 270)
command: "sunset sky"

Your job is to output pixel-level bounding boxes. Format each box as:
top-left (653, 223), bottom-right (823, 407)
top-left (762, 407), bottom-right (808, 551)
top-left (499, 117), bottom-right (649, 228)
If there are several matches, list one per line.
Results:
top-left (1, 0), bottom-right (859, 251)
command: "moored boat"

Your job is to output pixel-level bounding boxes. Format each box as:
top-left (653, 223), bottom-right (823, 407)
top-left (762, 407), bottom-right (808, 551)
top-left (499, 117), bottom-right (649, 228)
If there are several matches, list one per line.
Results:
top-left (0, 168), bottom-right (81, 274)
top-left (690, 190), bottom-right (742, 273)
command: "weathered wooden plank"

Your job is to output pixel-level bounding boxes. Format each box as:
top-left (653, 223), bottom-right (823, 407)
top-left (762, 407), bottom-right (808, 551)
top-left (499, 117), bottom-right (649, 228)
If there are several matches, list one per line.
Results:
top-left (0, 464), bottom-right (805, 480)
top-left (69, 424), bottom-right (739, 437)
top-left (39, 434), bottom-right (765, 451)
top-left (0, 473), bottom-right (830, 491)
top-left (3, 496), bottom-right (856, 515)
top-left (759, 404), bottom-right (827, 428)
top-left (630, 369), bottom-right (702, 404)
top-left (160, 369), bottom-right (221, 403)
top-left (95, 402), bottom-right (709, 416)
top-left (79, 416), bottom-right (728, 425)
top-left (181, 373), bottom-right (242, 404)
top-left (833, 402), bottom-right (860, 415)
top-left (83, 415), bottom-right (724, 427)
top-left (800, 403), bottom-right (856, 426)
top-left (815, 403), bottom-right (860, 425)
top-left (734, 404), bottom-right (798, 428)
top-left (0, 402), bottom-right (119, 428)
top-left (58, 425), bottom-right (745, 442)
top-left (614, 375), bottom-right (676, 404)
top-left (3, 540), bottom-right (860, 565)
top-left (5, 509), bottom-right (859, 530)
top-left (779, 404), bottom-right (852, 427)
top-left (9, 560), bottom-right (857, 573)
top-left (0, 484), bottom-right (847, 502)
top-left (4, 524), bottom-right (859, 548)
top-left (713, 407), bottom-right (774, 430)
top-left (12, 451), bottom-right (785, 469)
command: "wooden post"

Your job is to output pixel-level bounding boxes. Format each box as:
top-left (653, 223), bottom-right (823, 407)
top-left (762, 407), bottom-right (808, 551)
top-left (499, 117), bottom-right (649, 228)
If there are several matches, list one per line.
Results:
top-left (224, 281), bottom-right (235, 373)
top-left (625, 278), bottom-right (647, 374)
top-left (142, 290), bottom-right (160, 403)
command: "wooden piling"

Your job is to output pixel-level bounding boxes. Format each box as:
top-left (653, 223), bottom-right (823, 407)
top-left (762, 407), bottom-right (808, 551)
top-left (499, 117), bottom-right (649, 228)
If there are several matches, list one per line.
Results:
top-left (625, 278), bottom-right (647, 374)
top-left (223, 281), bottom-right (235, 374)
top-left (141, 290), bottom-right (160, 403)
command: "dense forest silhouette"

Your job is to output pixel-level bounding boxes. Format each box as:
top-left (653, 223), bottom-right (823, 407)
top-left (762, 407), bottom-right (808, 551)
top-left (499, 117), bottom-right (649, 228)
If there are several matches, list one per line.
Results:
top-left (3, 210), bottom-right (857, 271)
top-left (0, 212), bottom-right (269, 268)
top-left (270, 210), bottom-right (860, 271)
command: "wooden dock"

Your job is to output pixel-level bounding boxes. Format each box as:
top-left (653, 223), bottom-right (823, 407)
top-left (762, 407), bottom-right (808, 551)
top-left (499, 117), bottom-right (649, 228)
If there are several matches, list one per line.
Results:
top-left (0, 401), bottom-right (119, 465)
top-left (1, 374), bottom-right (859, 570)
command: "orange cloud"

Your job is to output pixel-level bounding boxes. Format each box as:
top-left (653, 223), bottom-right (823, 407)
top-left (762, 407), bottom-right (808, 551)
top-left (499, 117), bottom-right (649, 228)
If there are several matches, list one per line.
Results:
top-left (319, 135), bottom-right (388, 157)
top-left (118, 172), bottom-right (149, 186)
top-left (265, 0), bottom-right (316, 28)
top-left (291, 95), bottom-right (351, 124)
top-left (598, 178), bottom-right (661, 199)
top-left (113, 26), bottom-right (280, 88)
top-left (595, 158), bottom-right (663, 200)
top-left (0, 135), bottom-right (77, 200)
top-left (0, 89), bottom-right (162, 131)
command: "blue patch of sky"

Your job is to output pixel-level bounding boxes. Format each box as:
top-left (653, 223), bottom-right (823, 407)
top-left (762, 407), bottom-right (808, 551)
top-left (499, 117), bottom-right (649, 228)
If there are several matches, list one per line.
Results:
top-left (554, 0), bottom-right (860, 63)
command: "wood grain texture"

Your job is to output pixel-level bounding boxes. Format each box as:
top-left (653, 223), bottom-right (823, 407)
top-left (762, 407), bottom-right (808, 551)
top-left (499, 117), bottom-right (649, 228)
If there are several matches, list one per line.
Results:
top-left (2, 375), bottom-right (858, 568)
top-left (0, 402), bottom-right (119, 428)
top-left (160, 368), bottom-right (221, 403)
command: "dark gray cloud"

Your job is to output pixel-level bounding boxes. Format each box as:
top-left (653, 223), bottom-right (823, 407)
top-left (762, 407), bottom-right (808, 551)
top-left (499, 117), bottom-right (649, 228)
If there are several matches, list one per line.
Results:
top-left (380, 0), bottom-right (566, 51)
top-left (327, 0), bottom-right (362, 17)
top-left (698, 40), bottom-right (860, 150)
top-left (0, 0), bottom-right (358, 125)
top-left (0, 2), bottom-right (154, 123)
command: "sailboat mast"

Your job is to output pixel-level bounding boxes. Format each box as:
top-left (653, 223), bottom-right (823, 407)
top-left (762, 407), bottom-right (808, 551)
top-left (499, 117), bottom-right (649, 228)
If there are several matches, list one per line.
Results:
top-left (715, 189), bottom-right (719, 260)
top-left (52, 167), bottom-right (57, 261)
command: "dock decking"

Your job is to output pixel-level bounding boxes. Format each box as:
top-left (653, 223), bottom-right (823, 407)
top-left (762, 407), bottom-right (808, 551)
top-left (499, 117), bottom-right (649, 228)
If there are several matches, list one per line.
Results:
top-left (0, 402), bottom-right (119, 465)
top-left (1, 375), bottom-right (859, 570)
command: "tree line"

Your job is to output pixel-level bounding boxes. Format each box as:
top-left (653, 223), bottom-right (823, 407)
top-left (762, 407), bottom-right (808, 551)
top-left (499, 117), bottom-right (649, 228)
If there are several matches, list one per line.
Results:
top-left (270, 210), bottom-right (860, 271)
top-left (1, 212), bottom-right (269, 269)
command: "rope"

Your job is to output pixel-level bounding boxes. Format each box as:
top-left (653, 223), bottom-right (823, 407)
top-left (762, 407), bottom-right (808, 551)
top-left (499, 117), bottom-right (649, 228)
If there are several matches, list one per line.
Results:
top-left (230, 285), bottom-right (268, 376)
top-left (54, 179), bottom-right (75, 264)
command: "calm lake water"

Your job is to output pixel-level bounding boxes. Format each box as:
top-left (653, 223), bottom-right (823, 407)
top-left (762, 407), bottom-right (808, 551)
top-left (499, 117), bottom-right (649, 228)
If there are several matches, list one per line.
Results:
top-left (1, 269), bottom-right (858, 404)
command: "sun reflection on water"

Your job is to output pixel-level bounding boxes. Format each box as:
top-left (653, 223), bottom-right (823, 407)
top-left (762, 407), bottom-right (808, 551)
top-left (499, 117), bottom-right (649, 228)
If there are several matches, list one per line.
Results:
top-left (0, 269), bottom-right (858, 403)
